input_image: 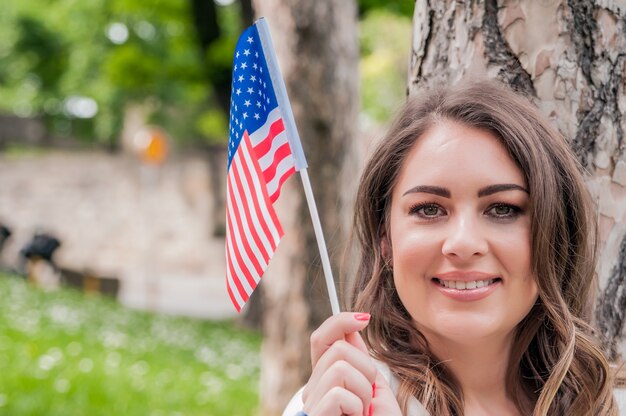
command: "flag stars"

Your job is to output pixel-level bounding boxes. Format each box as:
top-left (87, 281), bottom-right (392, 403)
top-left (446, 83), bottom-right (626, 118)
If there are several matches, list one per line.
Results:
top-left (229, 36), bottom-right (282, 150)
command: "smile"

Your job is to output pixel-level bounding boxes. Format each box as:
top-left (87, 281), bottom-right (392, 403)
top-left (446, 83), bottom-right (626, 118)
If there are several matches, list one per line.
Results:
top-left (434, 278), bottom-right (500, 290)
top-left (431, 275), bottom-right (502, 301)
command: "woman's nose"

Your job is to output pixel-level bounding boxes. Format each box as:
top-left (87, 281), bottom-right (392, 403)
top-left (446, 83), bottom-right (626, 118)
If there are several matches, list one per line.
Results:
top-left (441, 213), bottom-right (488, 260)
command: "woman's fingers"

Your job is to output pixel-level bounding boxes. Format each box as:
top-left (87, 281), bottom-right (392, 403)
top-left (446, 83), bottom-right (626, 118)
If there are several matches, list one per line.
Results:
top-left (370, 370), bottom-right (403, 416)
top-left (307, 386), bottom-right (364, 416)
top-left (309, 312), bottom-right (371, 366)
top-left (345, 329), bottom-right (369, 353)
top-left (304, 358), bottom-right (373, 414)
top-left (306, 339), bottom-right (377, 395)
top-left (303, 312), bottom-right (379, 416)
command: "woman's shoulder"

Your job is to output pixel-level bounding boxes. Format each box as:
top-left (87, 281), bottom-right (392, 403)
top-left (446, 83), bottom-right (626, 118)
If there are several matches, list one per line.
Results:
top-left (282, 360), bottom-right (430, 416)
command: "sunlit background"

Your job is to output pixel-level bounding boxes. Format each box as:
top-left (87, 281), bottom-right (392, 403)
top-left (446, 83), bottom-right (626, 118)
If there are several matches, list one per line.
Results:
top-left (0, 0), bottom-right (411, 414)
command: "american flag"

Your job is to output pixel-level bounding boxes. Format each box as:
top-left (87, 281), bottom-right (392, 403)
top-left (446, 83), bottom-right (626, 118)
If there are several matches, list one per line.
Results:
top-left (225, 21), bottom-right (301, 312)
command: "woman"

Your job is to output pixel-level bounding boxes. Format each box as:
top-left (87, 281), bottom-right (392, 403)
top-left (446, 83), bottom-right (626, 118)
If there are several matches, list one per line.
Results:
top-left (284, 80), bottom-right (618, 415)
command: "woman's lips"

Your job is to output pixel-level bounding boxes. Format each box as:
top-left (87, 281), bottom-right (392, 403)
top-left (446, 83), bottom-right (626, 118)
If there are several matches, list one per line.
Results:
top-left (431, 274), bottom-right (502, 301)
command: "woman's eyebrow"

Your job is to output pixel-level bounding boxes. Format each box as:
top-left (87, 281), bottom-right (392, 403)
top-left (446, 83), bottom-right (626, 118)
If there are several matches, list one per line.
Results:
top-left (402, 184), bottom-right (528, 198)
top-left (478, 184), bottom-right (528, 197)
top-left (402, 185), bottom-right (450, 198)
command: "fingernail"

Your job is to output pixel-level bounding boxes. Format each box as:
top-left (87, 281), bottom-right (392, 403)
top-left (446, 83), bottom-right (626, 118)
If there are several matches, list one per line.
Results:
top-left (369, 402), bottom-right (373, 416)
top-left (372, 382), bottom-right (376, 398)
top-left (354, 313), bottom-right (370, 321)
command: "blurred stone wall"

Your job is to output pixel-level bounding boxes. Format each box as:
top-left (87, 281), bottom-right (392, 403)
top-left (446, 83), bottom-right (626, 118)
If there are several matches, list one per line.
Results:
top-left (0, 149), bottom-right (235, 319)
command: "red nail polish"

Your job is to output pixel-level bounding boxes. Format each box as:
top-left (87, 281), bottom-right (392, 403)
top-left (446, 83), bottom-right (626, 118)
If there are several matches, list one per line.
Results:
top-left (372, 382), bottom-right (376, 398)
top-left (354, 313), bottom-right (370, 321)
top-left (369, 402), bottom-right (373, 416)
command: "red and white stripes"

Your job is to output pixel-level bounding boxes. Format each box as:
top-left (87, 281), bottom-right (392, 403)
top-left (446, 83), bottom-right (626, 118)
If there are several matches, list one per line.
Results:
top-left (225, 108), bottom-right (296, 312)
top-left (250, 108), bottom-right (296, 203)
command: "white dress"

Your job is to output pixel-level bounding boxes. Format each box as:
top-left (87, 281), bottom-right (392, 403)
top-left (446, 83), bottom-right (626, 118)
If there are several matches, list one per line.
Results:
top-left (282, 360), bottom-right (430, 416)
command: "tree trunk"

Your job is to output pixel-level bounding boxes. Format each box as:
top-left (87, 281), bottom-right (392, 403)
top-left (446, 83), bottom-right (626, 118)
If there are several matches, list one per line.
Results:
top-left (251, 0), bottom-right (359, 414)
top-left (409, 0), bottom-right (626, 358)
top-left (189, 0), bottom-right (232, 115)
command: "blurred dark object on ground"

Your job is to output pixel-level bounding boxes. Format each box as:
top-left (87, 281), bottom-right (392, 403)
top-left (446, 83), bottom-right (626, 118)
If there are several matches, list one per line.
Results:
top-left (17, 232), bottom-right (120, 297)
top-left (0, 223), bottom-right (11, 253)
top-left (19, 232), bottom-right (62, 289)
top-left (20, 232), bottom-right (61, 265)
top-left (60, 267), bottom-right (120, 298)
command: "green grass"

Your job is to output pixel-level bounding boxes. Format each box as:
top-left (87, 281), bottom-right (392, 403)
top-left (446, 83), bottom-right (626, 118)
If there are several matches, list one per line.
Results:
top-left (0, 274), bottom-right (261, 416)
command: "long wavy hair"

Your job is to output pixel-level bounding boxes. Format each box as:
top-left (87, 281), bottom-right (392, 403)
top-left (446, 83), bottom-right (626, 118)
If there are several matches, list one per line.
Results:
top-left (350, 80), bottom-right (617, 415)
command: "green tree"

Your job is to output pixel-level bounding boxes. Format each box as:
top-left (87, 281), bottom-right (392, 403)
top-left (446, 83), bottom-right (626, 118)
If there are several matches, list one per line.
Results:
top-left (0, 0), bottom-right (246, 147)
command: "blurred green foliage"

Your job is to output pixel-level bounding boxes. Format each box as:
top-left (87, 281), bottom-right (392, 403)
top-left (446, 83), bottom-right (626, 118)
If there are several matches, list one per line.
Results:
top-left (0, 0), bottom-right (412, 147)
top-left (358, 0), bottom-right (414, 17)
top-left (360, 9), bottom-right (412, 124)
top-left (0, 0), bottom-right (236, 146)
top-left (0, 274), bottom-right (261, 415)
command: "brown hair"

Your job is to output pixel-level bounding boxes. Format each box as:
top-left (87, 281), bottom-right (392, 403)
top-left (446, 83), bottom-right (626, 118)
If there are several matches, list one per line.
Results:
top-left (350, 80), bottom-right (617, 415)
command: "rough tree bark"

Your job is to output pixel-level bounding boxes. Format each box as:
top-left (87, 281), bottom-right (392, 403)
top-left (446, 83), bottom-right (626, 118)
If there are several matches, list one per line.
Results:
top-left (409, 0), bottom-right (626, 359)
top-left (250, 1), bottom-right (359, 415)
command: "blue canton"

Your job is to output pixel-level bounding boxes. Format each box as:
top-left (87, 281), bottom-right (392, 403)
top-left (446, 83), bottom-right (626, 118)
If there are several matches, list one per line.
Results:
top-left (227, 24), bottom-right (279, 169)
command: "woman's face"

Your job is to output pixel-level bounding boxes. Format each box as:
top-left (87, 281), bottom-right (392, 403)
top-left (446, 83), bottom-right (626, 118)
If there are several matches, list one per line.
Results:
top-left (388, 121), bottom-right (538, 347)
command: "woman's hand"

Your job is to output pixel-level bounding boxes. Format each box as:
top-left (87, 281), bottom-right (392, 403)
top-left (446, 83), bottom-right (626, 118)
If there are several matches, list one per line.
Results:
top-left (301, 312), bottom-right (402, 416)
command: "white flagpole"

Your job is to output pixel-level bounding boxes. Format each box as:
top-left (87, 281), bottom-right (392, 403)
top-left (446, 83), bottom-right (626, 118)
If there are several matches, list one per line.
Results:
top-left (257, 17), bottom-right (341, 315)
top-left (299, 168), bottom-right (341, 315)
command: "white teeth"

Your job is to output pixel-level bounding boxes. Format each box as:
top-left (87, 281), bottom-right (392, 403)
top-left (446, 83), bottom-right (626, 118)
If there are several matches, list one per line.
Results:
top-left (439, 279), bottom-right (496, 290)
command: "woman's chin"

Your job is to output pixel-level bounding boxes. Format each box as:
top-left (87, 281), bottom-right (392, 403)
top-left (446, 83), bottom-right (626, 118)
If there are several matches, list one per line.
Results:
top-left (415, 315), bottom-right (507, 346)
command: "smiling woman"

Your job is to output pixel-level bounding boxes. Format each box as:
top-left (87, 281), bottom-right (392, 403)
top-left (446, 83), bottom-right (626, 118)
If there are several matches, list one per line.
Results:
top-left (389, 121), bottom-right (539, 355)
top-left (284, 80), bottom-right (619, 416)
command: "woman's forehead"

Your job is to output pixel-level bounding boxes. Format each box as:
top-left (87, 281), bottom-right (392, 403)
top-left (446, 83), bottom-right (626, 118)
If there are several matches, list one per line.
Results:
top-left (395, 121), bottom-right (527, 191)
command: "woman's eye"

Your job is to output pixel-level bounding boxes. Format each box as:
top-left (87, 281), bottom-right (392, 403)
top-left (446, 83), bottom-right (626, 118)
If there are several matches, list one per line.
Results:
top-left (422, 206), bottom-right (439, 216)
top-left (486, 204), bottom-right (521, 219)
top-left (409, 203), bottom-right (445, 219)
